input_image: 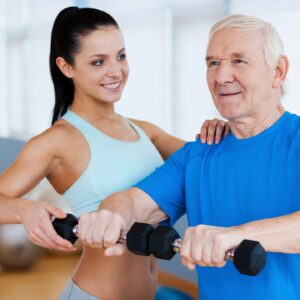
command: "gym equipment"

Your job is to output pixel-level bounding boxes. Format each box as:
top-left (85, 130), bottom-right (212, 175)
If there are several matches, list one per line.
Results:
top-left (149, 224), bottom-right (180, 260)
top-left (52, 214), bottom-right (266, 276)
top-left (52, 214), bottom-right (155, 256)
top-left (52, 214), bottom-right (79, 244)
top-left (149, 225), bottom-right (266, 276)
top-left (126, 222), bottom-right (155, 256)
top-left (0, 224), bottom-right (45, 269)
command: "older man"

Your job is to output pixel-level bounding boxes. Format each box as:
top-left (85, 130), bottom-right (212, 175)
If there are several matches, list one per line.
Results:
top-left (79, 15), bottom-right (299, 299)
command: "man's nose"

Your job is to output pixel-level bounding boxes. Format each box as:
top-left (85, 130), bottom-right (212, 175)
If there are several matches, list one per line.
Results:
top-left (215, 62), bottom-right (234, 85)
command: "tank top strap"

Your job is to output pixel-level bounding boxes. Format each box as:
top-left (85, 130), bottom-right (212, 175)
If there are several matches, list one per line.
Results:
top-left (63, 111), bottom-right (149, 144)
top-left (62, 110), bottom-right (96, 142)
top-left (119, 116), bottom-right (149, 142)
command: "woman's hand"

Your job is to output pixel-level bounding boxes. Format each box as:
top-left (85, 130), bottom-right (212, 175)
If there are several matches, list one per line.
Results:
top-left (19, 200), bottom-right (77, 251)
top-left (198, 118), bottom-right (230, 144)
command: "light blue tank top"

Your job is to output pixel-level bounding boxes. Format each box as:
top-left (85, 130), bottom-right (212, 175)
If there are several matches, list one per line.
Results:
top-left (62, 110), bottom-right (164, 216)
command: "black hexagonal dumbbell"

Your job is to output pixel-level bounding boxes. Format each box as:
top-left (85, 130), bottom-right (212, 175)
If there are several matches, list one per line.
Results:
top-left (232, 239), bottom-right (266, 275)
top-left (149, 224), bottom-right (180, 260)
top-left (52, 213), bottom-right (79, 244)
top-left (52, 214), bottom-right (155, 256)
top-left (125, 222), bottom-right (154, 256)
top-left (149, 224), bottom-right (267, 276)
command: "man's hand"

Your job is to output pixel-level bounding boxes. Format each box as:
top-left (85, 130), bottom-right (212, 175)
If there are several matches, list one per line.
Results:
top-left (180, 224), bottom-right (242, 270)
top-left (19, 200), bottom-right (77, 251)
top-left (75, 188), bottom-right (166, 256)
top-left (77, 209), bottom-right (128, 256)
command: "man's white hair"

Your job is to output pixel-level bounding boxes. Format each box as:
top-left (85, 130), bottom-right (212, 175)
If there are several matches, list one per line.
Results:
top-left (208, 14), bottom-right (286, 95)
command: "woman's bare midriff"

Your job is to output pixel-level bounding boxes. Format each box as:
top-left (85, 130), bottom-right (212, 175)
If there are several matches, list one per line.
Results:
top-left (72, 245), bottom-right (158, 300)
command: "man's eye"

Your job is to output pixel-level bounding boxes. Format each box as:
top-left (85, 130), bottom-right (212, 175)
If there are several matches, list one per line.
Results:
top-left (92, 60), bottom-right (104, 66)
top-left (233, 59), bottom-right (246, 65)
top-left (118, 53), bottom-right (126, 61)
top-left (208, 61), bottom-right (220, 67)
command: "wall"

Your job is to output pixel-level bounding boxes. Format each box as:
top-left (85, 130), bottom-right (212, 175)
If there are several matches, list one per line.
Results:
top-left (0, 138), bottom-right (25, 172)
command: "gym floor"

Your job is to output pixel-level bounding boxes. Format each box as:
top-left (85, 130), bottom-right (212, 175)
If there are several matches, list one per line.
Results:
top-left (0, 252), bottom-right (197, 300)
top-left (0, 252), bottom-right (78, 300)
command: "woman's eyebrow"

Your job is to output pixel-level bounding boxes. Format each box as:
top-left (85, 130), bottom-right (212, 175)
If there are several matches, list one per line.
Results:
top-left (89, 48), bottom-right (126, 59)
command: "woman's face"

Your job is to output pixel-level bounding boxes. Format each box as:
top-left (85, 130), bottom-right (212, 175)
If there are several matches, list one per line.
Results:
top-left (70, 26), bottom-right (129, 104)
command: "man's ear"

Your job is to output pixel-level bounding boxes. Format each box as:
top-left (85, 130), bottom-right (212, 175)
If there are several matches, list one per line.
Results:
top-left (55, 57), bottom-right (74, 78)
top-left (272, 55), bottom-right (289, 89)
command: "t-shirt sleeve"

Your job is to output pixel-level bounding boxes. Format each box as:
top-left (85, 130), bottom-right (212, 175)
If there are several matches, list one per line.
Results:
top-left (134, 145), bottom-right (187, 225)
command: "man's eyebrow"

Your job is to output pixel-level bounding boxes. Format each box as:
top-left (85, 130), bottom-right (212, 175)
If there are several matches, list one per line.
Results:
top-left (206, 56), bottom-right (216, 62)
top-left (231, 52), bottom-right (247, 58)
top-left (89, 48), bottom-right (126, 59)
top-left (206, 52), bottom-right (247, 62)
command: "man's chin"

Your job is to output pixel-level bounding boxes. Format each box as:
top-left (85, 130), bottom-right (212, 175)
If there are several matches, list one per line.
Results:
top-left (218, 111), bottom-right (238, 121)
top-left (217, 104), bottom-right (244, 119)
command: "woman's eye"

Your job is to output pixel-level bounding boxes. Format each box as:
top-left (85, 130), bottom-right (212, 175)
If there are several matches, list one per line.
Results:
top-left (118, 53), bottom-right (126, 61)
top-left (92, 60), bottom-right (104, 66)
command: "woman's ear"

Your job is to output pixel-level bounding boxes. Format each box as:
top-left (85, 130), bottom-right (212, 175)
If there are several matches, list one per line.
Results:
top-left (55, 57), bottom-right (74, 78)
top-left (272, 55), bottom-right (289, 89)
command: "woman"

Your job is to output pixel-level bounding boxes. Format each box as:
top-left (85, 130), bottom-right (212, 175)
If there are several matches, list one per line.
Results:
top-left (0, 7), bottom-right (228, 300)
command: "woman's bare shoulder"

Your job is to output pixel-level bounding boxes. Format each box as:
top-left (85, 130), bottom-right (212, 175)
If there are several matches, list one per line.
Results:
top-left (129, 118), bottom-right (161, 140)
top-left (27, 119), bottom-right (79, 156)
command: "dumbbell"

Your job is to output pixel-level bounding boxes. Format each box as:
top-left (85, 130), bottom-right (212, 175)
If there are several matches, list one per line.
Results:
top-left (148, 225), bottom-right (267, 276)
top-left (52, 214), bottom-right (266, 275)
top-left (52, 214), bottom-right (155, 256)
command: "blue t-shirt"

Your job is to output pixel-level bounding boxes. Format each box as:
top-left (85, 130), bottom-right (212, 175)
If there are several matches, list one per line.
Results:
top-left (135, 112), bottom-right (300, 300)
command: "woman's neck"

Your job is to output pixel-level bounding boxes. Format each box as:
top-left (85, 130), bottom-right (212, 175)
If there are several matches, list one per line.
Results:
top-left (70, 96), bottom-right (117, 121)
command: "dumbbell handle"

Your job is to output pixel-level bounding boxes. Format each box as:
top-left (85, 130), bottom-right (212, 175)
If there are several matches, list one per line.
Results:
top-left (72, 226), bottom-right (78, 237)
top-left (172, 238), bottom-right (235, 261)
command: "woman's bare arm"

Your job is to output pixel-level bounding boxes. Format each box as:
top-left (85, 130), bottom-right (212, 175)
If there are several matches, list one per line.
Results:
top-left (0, 127), bottom-right (76, 251)
top-left (130, 118), bottom-right (229, 160)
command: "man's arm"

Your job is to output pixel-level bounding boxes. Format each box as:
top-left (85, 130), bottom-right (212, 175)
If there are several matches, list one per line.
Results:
top-left (235, 211), bottom-right (300, 253)
top-left (77, 143), bottom-right (189, 255)
top-left (179, 211), bottom-right (300, 271)
top-left (100, 188), bottom-right (168, 226)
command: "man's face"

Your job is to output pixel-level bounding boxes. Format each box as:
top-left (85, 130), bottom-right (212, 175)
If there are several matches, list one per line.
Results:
top-left (206, 28), bottom-right (276, 121)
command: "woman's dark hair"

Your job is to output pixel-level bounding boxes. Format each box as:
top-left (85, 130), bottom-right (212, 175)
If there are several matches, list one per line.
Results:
top-left (50, 7), bottom-right (119, 124)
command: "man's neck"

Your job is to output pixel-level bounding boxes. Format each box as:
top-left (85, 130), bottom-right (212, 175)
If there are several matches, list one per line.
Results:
top-left (229, 105), bottom-right (284, 139)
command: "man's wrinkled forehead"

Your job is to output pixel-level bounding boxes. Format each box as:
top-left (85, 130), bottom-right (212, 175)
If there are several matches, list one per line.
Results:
top-left (206, 28), bottom-right (265, 58)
